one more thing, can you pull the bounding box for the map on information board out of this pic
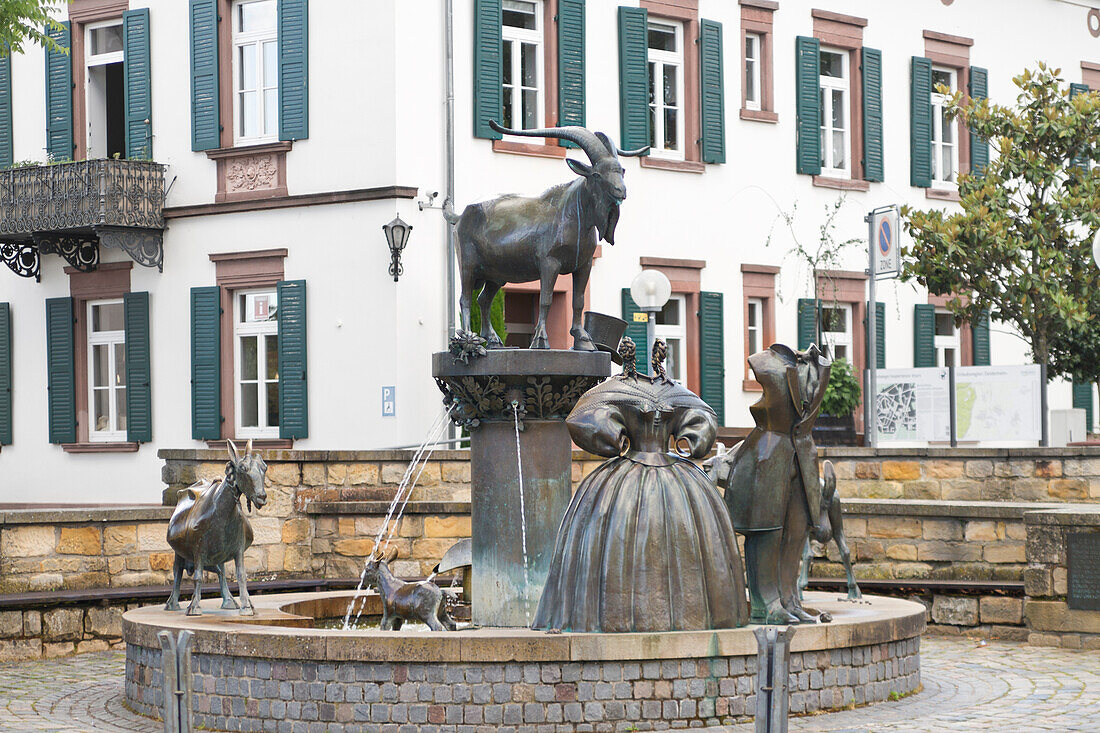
[874,368,950,442]
[954,365,1043,443]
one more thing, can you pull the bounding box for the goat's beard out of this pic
[245,496,253,513]
[598,202,620,245]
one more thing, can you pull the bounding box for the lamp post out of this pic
[382,214,413,282]
[630,269,672,356]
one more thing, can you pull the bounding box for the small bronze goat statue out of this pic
[166,440,268,616]
[363,547,457,631]
[799,460,862,601]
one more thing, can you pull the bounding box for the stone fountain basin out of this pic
[124,591,924,729]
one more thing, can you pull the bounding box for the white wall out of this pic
[1,0,1097,502]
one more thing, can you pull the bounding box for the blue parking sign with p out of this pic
[382,386,396,417]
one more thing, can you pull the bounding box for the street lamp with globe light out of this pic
[630,269,672,360]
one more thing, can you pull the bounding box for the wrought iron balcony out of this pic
[0,159,166,280]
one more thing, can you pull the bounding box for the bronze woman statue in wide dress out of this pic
[532,340,749,632]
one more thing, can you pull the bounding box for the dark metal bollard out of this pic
[159,629,194,733]
[753,626,796,733]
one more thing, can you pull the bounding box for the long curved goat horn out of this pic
[488,120,610,164]
[617,145,651,157]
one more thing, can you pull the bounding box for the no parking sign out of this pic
[872,207,900,279]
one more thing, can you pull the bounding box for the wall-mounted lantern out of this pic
[383,214,413,282]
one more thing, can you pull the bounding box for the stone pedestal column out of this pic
[433,349,610,627]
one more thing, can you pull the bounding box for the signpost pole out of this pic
[866,212,878,449]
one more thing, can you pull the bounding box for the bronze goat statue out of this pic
[798,461,862,601]
[363,547,457,631]
[165,440,268,616]
[446,122,647,350]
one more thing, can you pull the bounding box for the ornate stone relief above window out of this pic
[206,141,291,203]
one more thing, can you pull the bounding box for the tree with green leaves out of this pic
[0,0,67,56]
[902,63,1100,375]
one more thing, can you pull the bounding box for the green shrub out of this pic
[820,357,861,417]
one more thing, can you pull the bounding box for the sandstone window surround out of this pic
[739,0,778,122]
[637,0,706,174]
[67,0,129,162]
[920,30,974,202]
[638,256,705,396]
[209,248,292,449]
[925,293,978,367]
[1083,61,1100,89]
[815,269,871,428]
[63,262,142,453]
[491,0,569,160]
[740,264,778,392]
[811,9,870,192]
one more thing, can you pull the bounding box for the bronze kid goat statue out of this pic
[446,122,647,350]
[165,440,268,616]
[363,547,457,631]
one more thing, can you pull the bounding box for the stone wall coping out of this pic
[304,501,471,515]
[0,504,172,526]
[821,446,1100,458]
[124,590,925,663]
[158,448,473,462]
[1023,507,1100,526]
[843,499,1074,520]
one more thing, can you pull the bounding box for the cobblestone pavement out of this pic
[0,637,1098,732]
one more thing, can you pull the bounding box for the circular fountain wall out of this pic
[124,591,924,730]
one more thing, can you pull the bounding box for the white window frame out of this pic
[647,20,686,160]
[746,297,763,356]
[232,0,279,146]
[87,299,127,443]
[234,288,280,439]
[744,33,762,111]
[820,302,853,362]
[85,20,124,67]
[501,0,545,133]
[934,308,961,368]
[84,20,124,160]
[930,66,959,190]
[654,294,687,383]
[819,47,850,178]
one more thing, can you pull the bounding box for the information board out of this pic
[954,365,1043,443]
[873,368,951,442]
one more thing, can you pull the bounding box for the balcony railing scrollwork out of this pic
[0,159,166,281]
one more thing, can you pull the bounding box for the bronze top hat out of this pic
[583,312,626,365]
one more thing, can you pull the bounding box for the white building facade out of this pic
[0,0,1097,503]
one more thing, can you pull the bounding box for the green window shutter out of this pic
[45,297,75,444]
[44,21,72,162]
[0,303,10,445]
[1072,380,1094,432]
[123,8,152,160]
[968,66,989,174]
[797,298,819,350]
[0,51,12,169]
[795,36,821,176]
[277,279,308,439]
[557,0,585,145]
[699,291,725,424]
[620,288,649,376]
[861,47,883,182]
[910,56,933,188]
[473,0,502,140]
[913,303,936,367]
[865,301,885,369]
[617,6,649,153]
[190,286,221,440]
[278,0,309,141]
[1070,83,1090,170]
[189,0,220,152]
[970,311,990,366]
[699,19,725,165]
[124,291,152,443]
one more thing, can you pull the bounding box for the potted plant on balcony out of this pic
[814,357,861,446]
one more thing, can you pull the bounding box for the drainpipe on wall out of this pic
[444,0,457,442]
[444,0,457,342]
